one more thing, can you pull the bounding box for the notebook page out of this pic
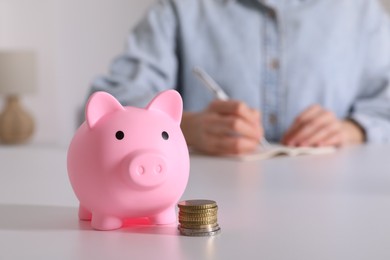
[227,144,336,161]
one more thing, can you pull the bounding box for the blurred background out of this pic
[0,0,389,147]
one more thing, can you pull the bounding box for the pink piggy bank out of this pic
[67,90,189,230]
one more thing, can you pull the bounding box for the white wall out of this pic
[54,0,156,147]
[0,0,155,147]
[0,0,58,145]
[0,0,389,147]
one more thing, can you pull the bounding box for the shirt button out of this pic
[270,59,280,70]
[269,113,277,125]
[267,9,277,19]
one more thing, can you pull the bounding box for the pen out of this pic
[192,66,270,147]
[192,67,229,101]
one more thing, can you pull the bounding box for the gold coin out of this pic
[179,216,217,222]
[179,223,219,229]
[179,212,217,218]
[178,200,217,209]
[178,215,217,222]
[179,219,218,225]
[179,207,218,214]
[179,219,217,225]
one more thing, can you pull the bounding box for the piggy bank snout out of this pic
[128,152,168,188]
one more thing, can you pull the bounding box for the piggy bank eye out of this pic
[162,131,169,140]
[115,131,124,140]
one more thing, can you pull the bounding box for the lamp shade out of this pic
[0,51,37,95]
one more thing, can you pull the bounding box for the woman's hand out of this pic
[181,100,263,155]
[282,105,365,147]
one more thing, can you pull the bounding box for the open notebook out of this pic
[226,144,337,161]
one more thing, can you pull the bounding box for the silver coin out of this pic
[178,224,220,233]
[179,226,221,237]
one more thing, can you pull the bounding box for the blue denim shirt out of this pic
[90,0,390,143]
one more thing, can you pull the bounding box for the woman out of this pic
[88,0,390,155]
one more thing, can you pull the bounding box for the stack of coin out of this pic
[177,199,221,236]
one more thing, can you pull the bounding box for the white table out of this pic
[0,145,389,260]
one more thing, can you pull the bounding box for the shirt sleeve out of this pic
[350,0,390,143]
[88,0,179,108]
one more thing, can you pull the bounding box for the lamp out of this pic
[0,51,37,144]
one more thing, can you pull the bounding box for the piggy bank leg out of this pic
[149,206,176,225]
[91,213,123,230]
[78,204,92,220]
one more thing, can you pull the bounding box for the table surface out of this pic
[0,144,389,260]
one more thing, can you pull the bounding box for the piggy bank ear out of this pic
[146,90,183,124]
[86,91,124,129]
